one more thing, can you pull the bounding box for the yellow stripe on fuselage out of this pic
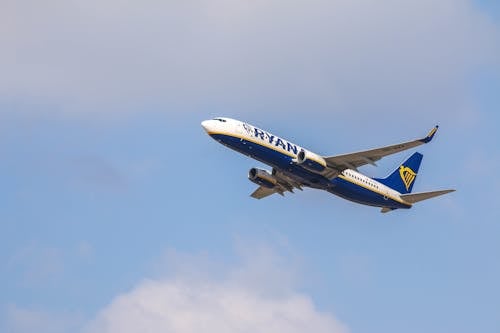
[207,130,299,158]
[208,130,411,207]
[207,130,327,167]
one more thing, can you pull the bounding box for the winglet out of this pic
[420,125,439,143]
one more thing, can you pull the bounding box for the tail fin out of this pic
[374,152,423,194]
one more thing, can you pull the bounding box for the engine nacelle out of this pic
[248,168,278,189]
[296,149,327,173]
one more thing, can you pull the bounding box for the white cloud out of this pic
[3,243,345,333]
[83,279,347,333]
[1,0,498,118]
[83,246,348,333]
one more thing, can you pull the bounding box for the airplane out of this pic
[201,117,454,213]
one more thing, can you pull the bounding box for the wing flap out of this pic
[400,189,455,204]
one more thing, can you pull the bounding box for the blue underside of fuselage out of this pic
[211,133,410,210]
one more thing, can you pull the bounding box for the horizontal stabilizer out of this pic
[400,189,455,204]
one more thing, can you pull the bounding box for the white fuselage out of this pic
[202,117,412,209]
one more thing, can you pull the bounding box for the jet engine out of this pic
[248,168,278,189]
[296,149,327,173]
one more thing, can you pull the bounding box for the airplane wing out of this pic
[250,169,304,199]
[324,126,439,171]
[251,186,282,199]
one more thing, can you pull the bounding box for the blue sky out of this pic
[1,1,499,332]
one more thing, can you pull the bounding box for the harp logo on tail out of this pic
[399,166,417,191]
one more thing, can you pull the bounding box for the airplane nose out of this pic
[201,120,211,132]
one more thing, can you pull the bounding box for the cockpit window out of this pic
[212,118,227,122]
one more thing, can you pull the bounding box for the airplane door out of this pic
[236,123,253,157]
[235,123,244,135]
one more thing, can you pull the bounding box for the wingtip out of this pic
[420,125,439,143]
